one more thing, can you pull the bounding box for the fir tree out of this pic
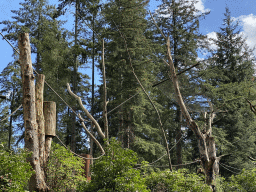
[0,0,89,151]
[152,0,210,167]
[100,0,168,163]
[200,7,256,178]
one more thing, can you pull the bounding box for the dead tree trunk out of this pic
[19,33,48,191]
[35,74,46,182]
[165,35,220,191]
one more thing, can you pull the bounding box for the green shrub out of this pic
[145,168,212,192]
[78,138,149,192]
[223,168,256,192]
[0,143,34,191]
[46,142,86,191]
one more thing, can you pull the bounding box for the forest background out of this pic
[1,0,256,187]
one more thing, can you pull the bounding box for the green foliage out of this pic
[223,168,256,192]
[78,138,149,192]
[0,143,34,191]
[145,168,212,192]
[200,7,256,178]
[46,142,86,191]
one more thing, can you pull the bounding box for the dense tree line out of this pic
[0,0,256,190]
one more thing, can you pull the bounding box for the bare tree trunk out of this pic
[70,0,79,153]
[35,74,46,181]
[19,33,47,191]
[175,108,182,169]
[8,90,14,150]
[102,39,109,143]
[43,101,56,161]
[165,35,217,190]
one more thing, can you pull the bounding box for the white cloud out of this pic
[234,14,256,54]
[192,0,210,14]
[206,31,218,50]
[155,0,210,18]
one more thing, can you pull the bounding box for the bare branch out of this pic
[248,156,256,161]
[78,114,105,154]
[149,10,166,39]
[67,83,105,139]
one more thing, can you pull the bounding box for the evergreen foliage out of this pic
[0,0,90,151]
[0,60,23,148]
[200,7,256,177]
[100,0,168,164]
[152,0,210,166]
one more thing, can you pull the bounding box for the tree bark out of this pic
[35,74,46,182]
[175,108,183,169]
[8,90,14,149]
[102,39,109,143]
[44,101,56,161]
[19,33,47,191]
[165,35,217,190]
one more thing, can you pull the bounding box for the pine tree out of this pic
[200,7,256,178]
[0,54,24,149]
[99,0,170,164]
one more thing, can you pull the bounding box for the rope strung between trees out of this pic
[0,104,22,122]
[55,135,104,160]
[1,31,89,123]
[219,162,240,175]
[135,130,186,166]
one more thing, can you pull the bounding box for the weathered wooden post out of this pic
[80,154,92,181]
[44,101,56,161]
[19,33,48,191]
[35,74,46,179]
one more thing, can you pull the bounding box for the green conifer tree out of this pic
[0,0,89,152]
[152,0,210,167]
[200,7,256,178]
[99,0,169,164]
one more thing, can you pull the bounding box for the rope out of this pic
[134,160,201,169]
[55,135,104,160]
[0,104,22,122]
[135,130,186,166]
[43,80,88,122]
[0,31,20,55]
[0,32,88,123]
[97,91,140,121]
[219,162,240,175]
[219,162,242,171]
[149,131,185,165]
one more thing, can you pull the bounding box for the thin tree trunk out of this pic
[71,0,79,153]
[19,33,47,191]
[90,13,95,160]
[8,91,14,150]
[102,40,109,143]
[175,108,182,169]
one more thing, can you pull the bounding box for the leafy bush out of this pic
[145,168,212,192]
[78,138,149,192]
[0,143,34,191]
[223,168,256,192]
[46,142,86,191]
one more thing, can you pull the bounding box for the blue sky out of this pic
[0,0,256,84]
